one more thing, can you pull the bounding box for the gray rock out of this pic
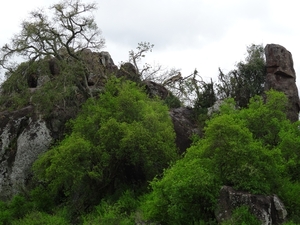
[0,107,52,199]
[264,44,300,122]
[11,118,52,195]
[143,80,169,100]
[216,186,287,225]
[169,107,200,154]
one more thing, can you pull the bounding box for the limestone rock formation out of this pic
[216,186,287,225]
[0,106,52,200]
[264,44,300,122]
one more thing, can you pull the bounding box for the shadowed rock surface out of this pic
[264,44,300,122]
[169,107,200,154]
[216,186,287,225]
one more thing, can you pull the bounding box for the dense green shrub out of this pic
[141,90,299,224]
[33,78,178,214]
[221,206,260,225]
[0,195,33,225]
[164,91,182,108]
[141,156,219,224]
[82,190,138,225]
[0,63,31,110]
[11,211,69,225]
[279,180,300,223]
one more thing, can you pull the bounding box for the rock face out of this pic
[117,62,141,83]
[142,80,169,100]
[216,186,287,225]
[0,106,52,200]
[169,107,200,154]
[264,44,300,122]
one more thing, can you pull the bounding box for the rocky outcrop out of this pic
[216,186,287,225]
[0,50,119,200]
[264,44,300,122]
[117,62,141,83]
[0,106,52,200]
[169,107,200,154]
[142,80,169,100]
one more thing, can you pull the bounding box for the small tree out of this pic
[0,0,105,97]
[128,42,154,77]
[217,44,266,107]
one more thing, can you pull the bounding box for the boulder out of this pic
[117,62,141,83]
[216,186,287,225]
[0,106,52,200]
[169,107,200,154]
[99,51,115,68]
[142,80,169,100]
[264,44,300,122]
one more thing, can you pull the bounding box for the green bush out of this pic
[221,206,260,225]
[0,195,33,224]
[164,92,181,108]
[141,90,297,224]
[11,211,69,225]
[83,190,138,225]
[200,112,282,194]
[33,78,178,213]
[140,156,219,224]
[279,181,300,223]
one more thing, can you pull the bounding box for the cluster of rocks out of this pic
[216,186,287,225]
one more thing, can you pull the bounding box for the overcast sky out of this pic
[1,0,300,89]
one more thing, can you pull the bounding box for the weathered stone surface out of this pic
[264,44,300,122]
[0,106,52,200]
[117,62,140,83]
[169,107,200,154]
[265,44,295,78]
[216,186,287,225]
[207,99,224,116]
[99,51,115,68]
[142,80,169,100]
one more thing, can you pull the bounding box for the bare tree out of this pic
[128,42,212,106]
[129,42,154,77]
[0,0,105,96]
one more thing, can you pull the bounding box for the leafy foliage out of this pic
[0,0,104,70]
[141,90,300,223]
[0,195,34,225]
[221,206,260,225]
[82,190,138,225]
[11,211,69,225]
[33,78,178,214]
[217,44,266,107]
[141,157,219,224]
[0,0,105,104]
[129,42,154,77]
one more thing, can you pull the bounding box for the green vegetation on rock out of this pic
[32,77,178,218]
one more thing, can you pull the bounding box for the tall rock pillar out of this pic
[264,44,300,122]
